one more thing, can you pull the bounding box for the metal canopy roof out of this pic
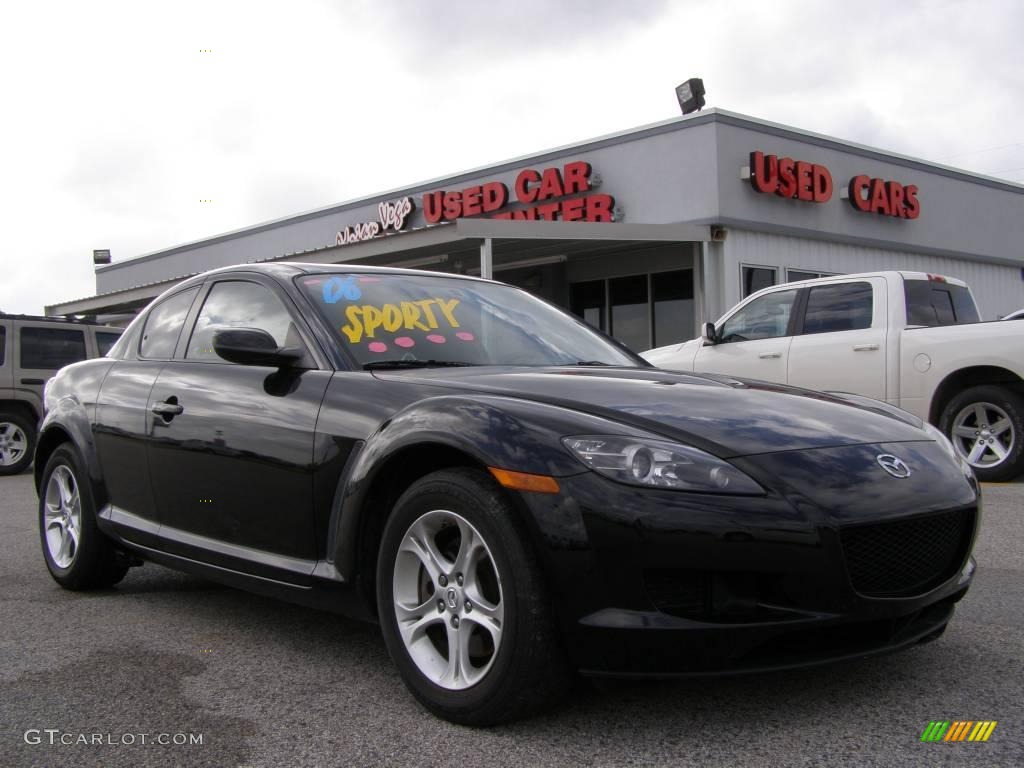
[48,220,709,317]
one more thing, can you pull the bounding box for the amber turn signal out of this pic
[488,467,561,494]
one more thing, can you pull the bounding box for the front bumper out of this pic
[516,441,980,676]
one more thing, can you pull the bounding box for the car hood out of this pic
[370,366,930,458]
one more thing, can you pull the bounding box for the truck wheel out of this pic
[0,411,35,476]
[941,385,1024,482]
[376,468,570,725]
[39,444,129,589]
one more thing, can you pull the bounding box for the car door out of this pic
[786,279,888,401]
[145,276,331,584]
[693,287,800,383]
[94,286,200,547]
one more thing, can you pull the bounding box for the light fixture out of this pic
[389,254,449,269]
[93,249,111,265]
[467,254,567,275]
[675,78,706,115]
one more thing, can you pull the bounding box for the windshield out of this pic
[297,272,640,368]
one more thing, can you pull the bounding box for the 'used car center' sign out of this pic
[336,161,617,246]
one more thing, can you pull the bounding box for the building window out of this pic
[571,269,695,352]
[569,280,606,331]
[741,265,777,298]
[786,268,837,283]
[652,269,695,347]
[609,275,649,353]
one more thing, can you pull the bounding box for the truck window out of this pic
[20,327,88,369]
[904,280,980,326]
[719,289,798,343]
[95,331,122,357]
[801,282,873,334]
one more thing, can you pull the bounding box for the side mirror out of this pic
[213,328,304,368]
[701,322,718,346]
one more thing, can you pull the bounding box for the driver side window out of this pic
[187,280,300,361]
[719,289,798,343]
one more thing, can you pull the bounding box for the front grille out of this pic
[644,569,710,619]
[840,507,975,597]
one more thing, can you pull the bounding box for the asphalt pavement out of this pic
[0,472,1021,768]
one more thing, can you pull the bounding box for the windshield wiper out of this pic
[573,360,612,366]
[363,359,477,370]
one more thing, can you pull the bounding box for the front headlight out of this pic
[923,422,957,459]
[561,435,764,494]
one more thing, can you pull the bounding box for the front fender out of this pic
[328,394,635,581]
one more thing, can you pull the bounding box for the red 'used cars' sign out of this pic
[847,175,920,219]
[749,151,833,203]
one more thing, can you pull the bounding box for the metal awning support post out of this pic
[480,237,493,279]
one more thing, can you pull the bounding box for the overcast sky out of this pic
[2,0,1022,314]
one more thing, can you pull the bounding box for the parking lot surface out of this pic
[0,472,1021,767]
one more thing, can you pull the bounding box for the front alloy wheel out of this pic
[377,468,568,725]
[941,385,1024,482]
[0,413,35,475]
[393,509,504,690]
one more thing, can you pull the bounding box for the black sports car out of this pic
[35,263,979,725]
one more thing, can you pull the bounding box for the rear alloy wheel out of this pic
[0,412,35,476]
[377,468,569,725]
[941,385,1024,482]
[39,445,129,589]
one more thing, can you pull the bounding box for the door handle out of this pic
[758,352,782,359]
[853,344,880,352]
[20,378,45,385]
[151,401,184,417]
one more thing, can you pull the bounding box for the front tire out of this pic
[39,444,129,589]
[376,468,569,725]
[941,385,1024,482]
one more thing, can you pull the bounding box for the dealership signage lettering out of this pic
[336,197,416,246]
[333,161,616,247]
[748,150,920,219]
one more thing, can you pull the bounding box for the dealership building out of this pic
[49,108,1024,352]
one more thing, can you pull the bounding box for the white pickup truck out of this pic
[642,271,1024,481]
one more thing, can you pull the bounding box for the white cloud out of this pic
[1,0,1021,314]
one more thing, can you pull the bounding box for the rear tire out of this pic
[0,411,35,476]
[376,467,569,725]
[940,385,1024,482]
[38,444,129,590]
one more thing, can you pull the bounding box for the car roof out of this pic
[191,261,496,285]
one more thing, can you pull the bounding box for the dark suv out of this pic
[0,314,122,475]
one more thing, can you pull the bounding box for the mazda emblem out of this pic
[876,454,911,478]
[446,588,458,610]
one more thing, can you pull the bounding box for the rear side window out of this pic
[905,280,980,326]
[20,327,88,369]
[140,288,199,359]
[0,325,5,366]
[801,282,874,334]
[95,331,122,357]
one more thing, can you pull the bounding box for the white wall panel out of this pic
[721,229,1024,320]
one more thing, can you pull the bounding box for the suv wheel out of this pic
[0,411,34,476]
[941,385,1024,482]
[39,444,129,589]
[376,468,569,725]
